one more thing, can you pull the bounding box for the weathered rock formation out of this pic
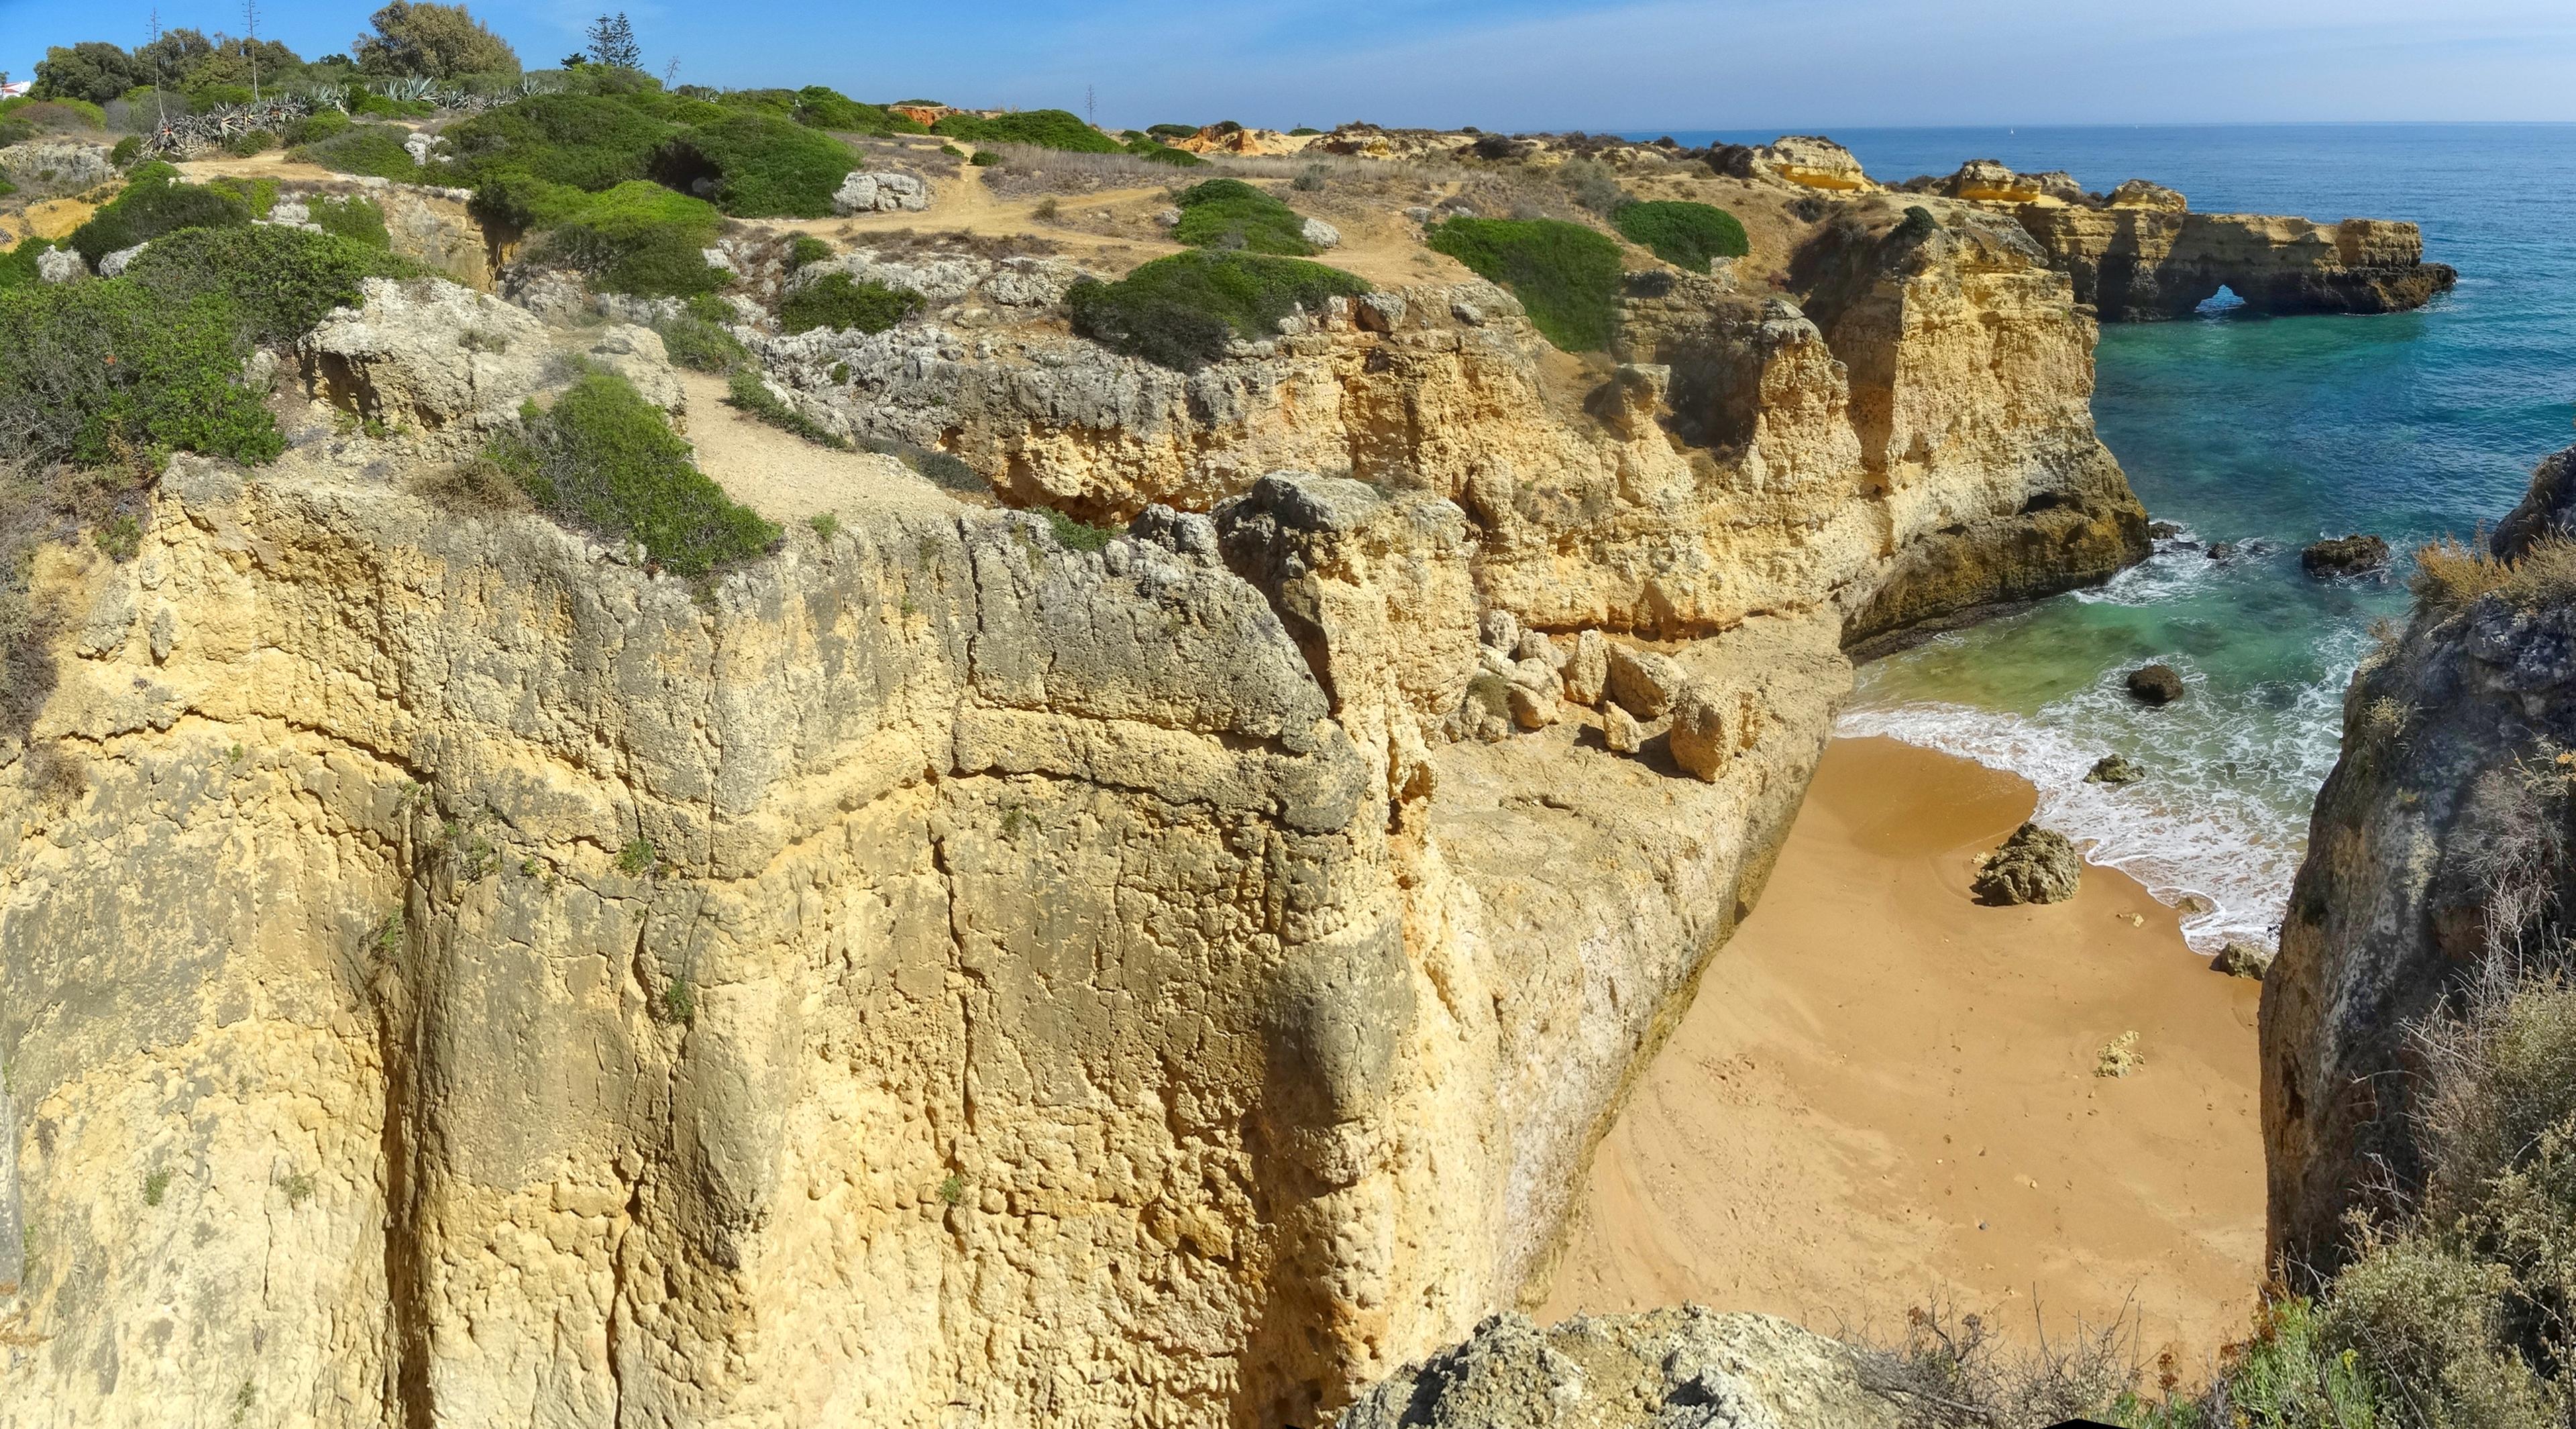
[1974,823,2082,906]
[2015,203,2456,320]
[2264,445,2576,1272]
[1337,1309,1902,1429]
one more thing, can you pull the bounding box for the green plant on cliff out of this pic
[1611,201,1749,274]
[494,369,778,579]
[66,166,253,265]
[1065,250,1368,370]
[724,369,851,449]
[779,272,923,335]
[506,180,730,299]
[124,226,417,347]
[931,108,1118,154]
[0,280,282,470]
[1427,215,1624,351]
[1168,178,1314,255]
[290,123,425,182]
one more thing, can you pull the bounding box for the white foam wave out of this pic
[1839,633,2365,955]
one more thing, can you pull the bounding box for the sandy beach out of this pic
[1542,735,2267,1371]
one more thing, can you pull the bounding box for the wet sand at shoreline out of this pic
[1542,735,2267,1370]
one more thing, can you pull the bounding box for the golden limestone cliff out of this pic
[0,192,2147,1426]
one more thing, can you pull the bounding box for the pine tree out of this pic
[584,13,641,71]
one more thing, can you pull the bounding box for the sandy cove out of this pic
[1543,735,2266,1371]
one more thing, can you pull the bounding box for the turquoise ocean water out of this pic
[1652,125,2576,951]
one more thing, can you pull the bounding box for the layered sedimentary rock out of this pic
[2016,204,2457,319]
[1,197,2144,1427]
[2264,446,2576,1271]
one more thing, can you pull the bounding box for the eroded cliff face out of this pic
[2264,447,2576,1272]
[2016,206,2456,321]
[1,200,2143,1428]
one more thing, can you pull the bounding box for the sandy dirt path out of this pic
[1542,735,2266,1374]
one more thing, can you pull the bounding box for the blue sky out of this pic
[5,0,2575,129]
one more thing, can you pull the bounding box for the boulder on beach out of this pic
[2127,664,2186,705]
[2301,533,2390,578]
[2216,940,2275,980]
[1974,823,2082,905]
[2086,753,2146,785]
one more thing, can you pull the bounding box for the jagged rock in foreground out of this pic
[1338,1309,1901,1429]
[2265,446,2576,1271]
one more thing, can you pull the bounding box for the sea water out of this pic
[1652,125,2576,951]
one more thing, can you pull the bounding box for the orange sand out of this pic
[1543,736,2266,1371]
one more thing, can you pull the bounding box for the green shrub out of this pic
[125,225,415,346]
[725,368,849,449]
[0,176,16,200]
[1066,250,1369,370]
[223,129,279,158]
[1894,205,1940,243]
[0,280,282,468]
[932,108,1119,154]
[442,93,670,189]
[1042,509,1116,552]
[789,85,924,135]
[1611,200,1748,273]
[787,234,831,270]
[0,238,55,291]
[1289,127,1322,137]
[1428,216,1625,350]
[68,173,254,265]
[292,123,422,181]
[109,136,142,167]
[500,369,777,578]
[656,315,747,373]
[525,180,727,297]
[1170,177,1316,255]
[1126,138,1203,168]
[780,272,923,335]
[307,195,393,250]
[205,176,280,219]
[2113,1300,2389,1428]
[969,151,999,167]
[287,109,352,146]
[659,109,855,217]
[2314,1229,2552,1428]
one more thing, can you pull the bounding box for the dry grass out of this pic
[413,456,531,513]
[834,227,1061,261]
[1849,1295,2139,1428]
[2411,532,2576,615]
[979,144,1197,198]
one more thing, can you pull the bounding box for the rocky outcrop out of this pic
[2264,443,2576,1273]
[2127,664,2186,704]
[1338,1309,1902,1429]
[2016,203,2457,319]
[833,171,933,214]
[2302,533,2390,577]
[1706,135,1878,193]
[1,176,2151,1426]
[1974,823,2082,905]
[1902,158,2084,205]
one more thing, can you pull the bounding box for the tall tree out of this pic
[353,1,521,79]
[30,42,144,104]
[584,13,642,71]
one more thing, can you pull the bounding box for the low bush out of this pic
[933,108,1120,154]
[788,234,831,269]
[0,279,282,469]
[67,172,254,265]
[0,238,54,290]
[657,109,854,217]
[724,368,849,448]
[108,135,142,166]
[780,272,923,335]
[787,85,924,136]
[125,225,415,346]
[205,175,280,219]
[441,93,669,190]
[292,123,423,181]
[496,368,777,578]
[1428,215,1625,350]
[287,109,352,146]
[523,180,727,298]
[224,129,279,158]
[1612,200,1749,273]
[1126,138,1203,168]
[1170,177,1314,255]
[307,195,393,250]
[2413,533,2576,615]
[969,150,999,167]
[1066,250,1369,370]
[656,315,747,373]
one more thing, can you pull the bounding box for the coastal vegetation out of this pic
[1611,199,1750,272]
[931,108,1119,154]
[780,272,925,335]
[1065,249,1369,369]
[1168,177,1320,255]
[1429,214,1625,350]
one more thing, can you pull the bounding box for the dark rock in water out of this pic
[2207,541,2237,561]
[2216,939,2275,980]
[1974,823,2082,905]
[2302,533,2391,578]
[2127,664,2186,705]
[2086,753,2146,785]
[2176,893,2216,915]
[2149,520,2184,541]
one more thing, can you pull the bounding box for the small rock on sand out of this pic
[2216,941,2275,980]
[1974,823,2081,905]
